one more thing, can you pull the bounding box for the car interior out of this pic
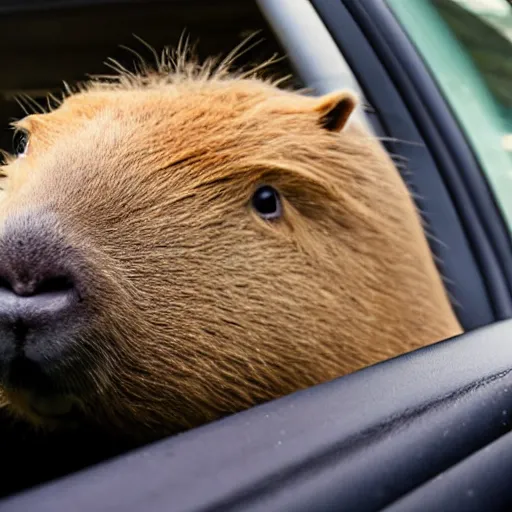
[1,0,512,510]
[0,1,298,153]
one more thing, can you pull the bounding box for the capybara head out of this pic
[0,51,462,442]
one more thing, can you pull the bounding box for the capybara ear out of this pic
[314,90,358,132]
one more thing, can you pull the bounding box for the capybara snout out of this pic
[0,212,88,387]
[0,54,462,442]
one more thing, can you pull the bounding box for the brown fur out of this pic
[0,51,462,442]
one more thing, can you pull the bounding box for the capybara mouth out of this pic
[1,345,95,396]
[0,355,84,426]
[5,388,83,428]
[28,393,76,419]
[3,356,56,393]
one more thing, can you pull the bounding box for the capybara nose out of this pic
[0,274,76,328]
[0,211,84,387]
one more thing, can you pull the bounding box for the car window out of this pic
[387,0,512,232]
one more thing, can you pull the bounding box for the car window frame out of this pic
[387,0,512,238]
[311,0,512,328]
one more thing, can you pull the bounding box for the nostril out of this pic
[0,274,76,298]
[34,276,74,295]
[0,272,79,331]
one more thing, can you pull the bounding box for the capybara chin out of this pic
[0,52,462,443]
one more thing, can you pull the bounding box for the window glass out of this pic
[387,0,512,231]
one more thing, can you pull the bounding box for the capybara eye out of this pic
[12,130,29,157]
[251,185,282,220]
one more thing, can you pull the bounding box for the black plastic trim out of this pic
[310,0,497,330]
[383,429,512,512]
[2,320,512,511]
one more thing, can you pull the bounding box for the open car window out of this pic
[387,0,512,233]
[3,2,512,510]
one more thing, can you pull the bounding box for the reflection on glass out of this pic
[388,0,512,230]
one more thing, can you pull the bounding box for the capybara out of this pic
[0,49,462,445]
